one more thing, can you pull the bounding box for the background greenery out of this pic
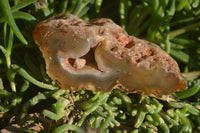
[0,0,200,132]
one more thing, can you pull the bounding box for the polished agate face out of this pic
[33,14,187,98]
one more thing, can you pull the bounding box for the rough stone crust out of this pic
[33,14,187,98]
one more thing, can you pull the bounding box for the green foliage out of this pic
[0,0,200,132]
[43,89,70,120]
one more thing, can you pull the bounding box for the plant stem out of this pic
[169,21,200,37]
[11,64,58,90]
[182,71,200,79]
[132,7,150,34]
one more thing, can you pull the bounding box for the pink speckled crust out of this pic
[33,14,187,98]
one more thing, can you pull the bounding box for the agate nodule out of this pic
[33,14,187,97]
